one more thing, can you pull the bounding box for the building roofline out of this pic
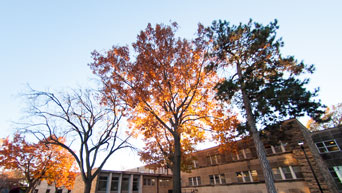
[311,125,342,134]
[99,169,172,177]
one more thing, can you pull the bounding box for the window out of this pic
[207,154,221,165]
[265,146,274,155]
[220,174,226,184]
[133,176,139,191]
[188,160,199,169]
[159,179,170,186]
[274,145,282,153]
[250,170,258,182]
[282,166,293,179]
[329,166,342,191]
[188,176,201,186]
[231,149,250,161]
[244,148,252,159]
[68,190,71,193]
[231,152,239,161]
[193,160,199,168]
[46,189,50,193]
[111,176,119,191]
[236,170,258,183]
[292,166,304,179]
[238,150,245,159]
[265,143,287,155]
[236,172,243,183]
[272,166,303,180]
[56,189,63,193]
[143,178,155,186]
[209,174,225,185]
[97,176,108,191]
[272,168,282,180]
[316,140,340,153]
[121,175,129,191]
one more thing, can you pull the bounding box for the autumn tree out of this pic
[0,134,74,193]
[24,89,132,193]
[90,23,233,193]
[207,19,328,193]
[44,138,77,192]
[307,102,342,131]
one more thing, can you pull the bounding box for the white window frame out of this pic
[241,149,247,159]
[209,174,225,185]
[207,154,213,165]
[315,139,340,154]
[208,154,220,165]
[280,142,287,152]
[273,166,300,180]
[289,166,297,179]
[271,145,276,154]
[189,176,201,186]
[196,176,201,185]
[329,166,342,191]
[267,142,287,154]
[237,170,257,183]
[235,152,240,160]
[193,160,198,168]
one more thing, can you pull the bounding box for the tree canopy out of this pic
[23,88,132,193]
[207,19,326,193]
[0,134,76,193]
[90,22,234,193]
[44,137,77,191]
[208,19,324,129]
[307,102,342,131]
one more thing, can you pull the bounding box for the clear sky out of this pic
[1,0,341,170]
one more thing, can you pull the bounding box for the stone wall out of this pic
[181,119,339,193]
[290,120,338,193]
[72,174,98,193]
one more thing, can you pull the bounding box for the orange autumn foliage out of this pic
[90,23,237,193]
[0,134,76,193]
[44,138,77,190]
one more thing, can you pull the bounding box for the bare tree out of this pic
[22,88,133,193]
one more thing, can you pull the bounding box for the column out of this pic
[279,167,285,180]
[128,174,133,193]
[118,173,122,193]
[106,173,112,193]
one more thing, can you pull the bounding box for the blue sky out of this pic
[1,0,341,169]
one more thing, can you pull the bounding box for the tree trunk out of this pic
[26,182,35,193]
[84,179,92,193]
[237,63,277,193]
[26,186,32,193]
[172,134,182,193]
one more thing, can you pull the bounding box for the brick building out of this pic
[181,119,342,193]
[67,119,341,193]
[311,126,342,192]
[71,170,172,193]
[33,180,70,193]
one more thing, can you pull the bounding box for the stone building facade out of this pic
[72,170,172,193]
[311,126,342,192]
[181,119,342,193]
[33,180,70,193]
[67,119,341,193]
